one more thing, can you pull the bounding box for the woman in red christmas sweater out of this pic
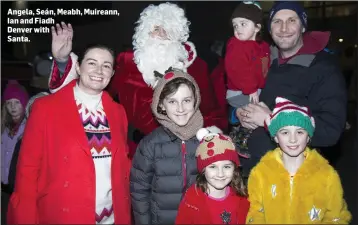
[225,1,270,108]
[175,128,249,224]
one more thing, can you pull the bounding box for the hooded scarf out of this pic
[151,69,203,140]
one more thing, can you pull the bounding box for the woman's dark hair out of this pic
[157,77,197,115]
[196,165,247,197]
[77,44,116,65]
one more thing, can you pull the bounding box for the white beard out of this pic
[134,38,188,88]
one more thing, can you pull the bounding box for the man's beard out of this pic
[134,38,188,88]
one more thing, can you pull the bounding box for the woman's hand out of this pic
[240,102,272,127]
[236,107,259,130]
[51,22,73,62]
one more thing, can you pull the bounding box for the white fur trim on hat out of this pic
[243,1,262,9]
[183,41,197,68]
[196,126,223,141]
[265,97,316,137]
[49,52,79,94]
[266,97,314,128]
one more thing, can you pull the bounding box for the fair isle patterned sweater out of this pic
[74,85,114,224]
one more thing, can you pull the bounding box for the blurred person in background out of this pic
[1,80,29,225]
[1,80,29,192]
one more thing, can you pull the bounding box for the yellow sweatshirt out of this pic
[246,147,351,224]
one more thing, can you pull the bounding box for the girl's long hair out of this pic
[196,165,247,197]
[1,104,25,136]
[1,104,10,134]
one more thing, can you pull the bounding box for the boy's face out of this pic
[274,126,310,157]
[232,17,260,41]
[160,84,195,127]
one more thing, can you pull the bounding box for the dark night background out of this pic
[1,1,357,223]
[2,1,356,60]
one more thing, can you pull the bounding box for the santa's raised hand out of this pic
[51,22,73,62]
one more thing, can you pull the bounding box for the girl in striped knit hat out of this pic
[246,97,351,224]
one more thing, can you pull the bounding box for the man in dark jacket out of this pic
[232,1,347,177]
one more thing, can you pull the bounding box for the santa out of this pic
[48,2,227,157]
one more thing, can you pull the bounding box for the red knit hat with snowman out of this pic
[196,126,240,172]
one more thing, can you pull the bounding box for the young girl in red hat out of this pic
[176,128,249,224]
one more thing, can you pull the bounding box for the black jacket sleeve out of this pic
[308,57,347,147]
[130,137,154,225]
[8,138,22,193]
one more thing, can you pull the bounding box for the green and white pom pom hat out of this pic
[265,97,315,137]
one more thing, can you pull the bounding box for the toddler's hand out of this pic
[249,91,259,104]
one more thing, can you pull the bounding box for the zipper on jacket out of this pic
[288,175,294,222]
[289,176,294,199]
[181,141,187,191]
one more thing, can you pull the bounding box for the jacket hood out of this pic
[299,31,331,55]
[271,31,331,66]
[150,69,203,141]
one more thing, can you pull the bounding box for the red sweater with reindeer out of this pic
[176,185,249,224]
[225,37,270,95]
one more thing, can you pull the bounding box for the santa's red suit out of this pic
[48,42,227,157]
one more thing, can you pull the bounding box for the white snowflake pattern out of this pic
[308,205,321,221]
[271,184,277,198]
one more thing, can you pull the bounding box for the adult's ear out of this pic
[75,61,81,75]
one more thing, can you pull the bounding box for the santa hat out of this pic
[231,1,263,25]
[265,97,315,137]
[196,126,240,172]
[3,80,29,109]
